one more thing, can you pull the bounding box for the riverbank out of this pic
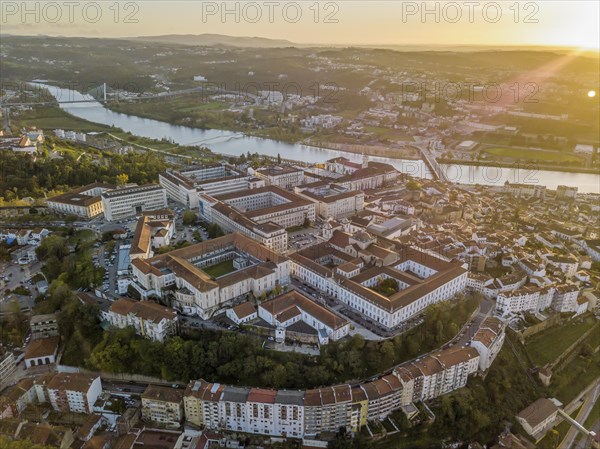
[105,102,422,162]
[30,83,600,193]
[438,158,600,175]
[302,138,421,161]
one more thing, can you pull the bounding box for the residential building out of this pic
[545,255,579,278]
[470,317,505,371]
[141,385,184,427]
[503,181,546,199]
[24,336,59,368]
[0,378,36,418]
[179,328,493,438]
[183,380,224,430]
[552,284,580,313]
[495,286,554,317]
[0,350,17,387]
[516,398,559,439]
[556,185,577,199]
[409,346,480,402]
[46,373,103,414]
[101,184,168,221]
[102,298,178,342]
[30,313,59,339]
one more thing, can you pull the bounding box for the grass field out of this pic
[525,317,597,366]
[13,106,112,132]
[203,259,236,278]
[483,147,585,163]
[550,350,600,404]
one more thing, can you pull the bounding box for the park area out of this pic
[203,259,236,278]
[525,316,598,366]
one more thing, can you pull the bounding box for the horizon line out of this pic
[2,32,599,53]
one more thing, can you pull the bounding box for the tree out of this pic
[277,153,282,164]
[116,173,129,186]
[36,235,68,261]
[406,180,421,190]
[182,210,197,225]
[0,436,57,449]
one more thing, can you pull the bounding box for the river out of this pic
[38,83,600,193]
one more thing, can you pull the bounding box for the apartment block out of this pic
[0,350,17,387]
[102,298,178,342]
[46,373,103,414]
[470,317,506,371]
[141,385,184,427]
[30,313,59,339]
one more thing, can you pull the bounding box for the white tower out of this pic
[362,153,369,169]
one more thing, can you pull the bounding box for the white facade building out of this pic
[102,298,178,342]
[46,373,102,414]
[495,286,554,317]
[101,184,167,221]
[470,317,505,371]
[254,166,305,190]
[159,164,264,209]
[291,231,468,329]
[130,233,290,319]
[46,183,115,218]
[258,290,350,344]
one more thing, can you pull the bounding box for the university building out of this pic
[129,211,176,260]
[290,230,468,329]
[199,186,316,253]
[253,165,305,190]
[159,164,265,209]
[46,183,115,218]
[101,184,168,221]
[294,183,364,219]
[130,232,290,319]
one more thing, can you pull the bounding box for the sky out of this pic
[1,1,599,50]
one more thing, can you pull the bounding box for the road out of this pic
[454,297,494,346]
[574,418,600,449]
[558,379,600,449]
[101,379,187,396]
